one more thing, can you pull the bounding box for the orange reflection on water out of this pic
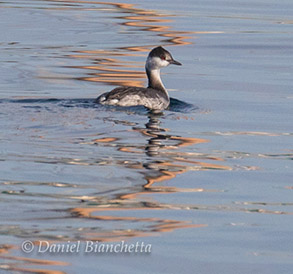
[71,207,206,241]
[92,137,118,143]
[48,0,196,88]
[0,246,68,274]
[65,114,231,244]
[88,114,232,199]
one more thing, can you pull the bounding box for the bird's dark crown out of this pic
[148,46,171,60]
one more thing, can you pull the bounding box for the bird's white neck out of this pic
[146,68,167,93]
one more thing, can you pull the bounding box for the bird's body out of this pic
[98,86,170,110]
[96,46,181,111]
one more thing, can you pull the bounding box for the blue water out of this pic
[0,0,292,273]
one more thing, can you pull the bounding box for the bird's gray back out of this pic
[102,86,169,110]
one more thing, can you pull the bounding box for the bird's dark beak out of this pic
[169,59,182,66]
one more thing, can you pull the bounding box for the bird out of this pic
[96,46,181,111]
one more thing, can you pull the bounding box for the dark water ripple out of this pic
[0,97,197,113]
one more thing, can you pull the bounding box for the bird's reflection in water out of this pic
[145,112,166,157]
[68,111,231,242]
[128,112,230,195]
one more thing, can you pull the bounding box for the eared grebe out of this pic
[96,46,181,110]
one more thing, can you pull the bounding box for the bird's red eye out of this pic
[160,55,166,60]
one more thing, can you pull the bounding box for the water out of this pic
[0,0,292,273]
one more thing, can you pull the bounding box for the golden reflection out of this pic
[65,112,230,243]
[122,113,231,195]
[0,244,68,274]
[40,0,196,87]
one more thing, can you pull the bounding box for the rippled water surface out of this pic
[0,0,293,273]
